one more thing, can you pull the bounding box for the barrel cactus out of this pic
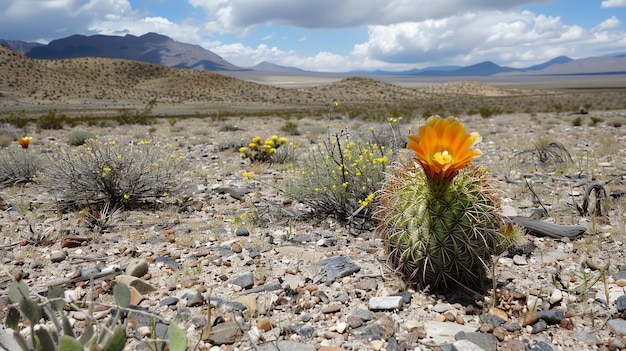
[376,115,518,292]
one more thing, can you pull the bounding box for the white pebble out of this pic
[137,326,151,337]
[550,289,563,304]
[336,321,348,334]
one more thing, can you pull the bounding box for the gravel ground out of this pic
[2,110,626,351]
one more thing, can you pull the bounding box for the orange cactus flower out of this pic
[18,137,32,149]
[407,115,482,183]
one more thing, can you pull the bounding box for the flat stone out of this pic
[274,246,322,262]
[351,308,375,321]
[531,340,557,351]
[369,296,403,310]
[421,321,477,346]
[536,309,565,324]
[159,297,179,307]
[531,319,548,334]
[455,331,497,351]
[125,258,149,278]
[321,303,342,314]
[155,256,181,270]
[289,323,314,340]
[50,250,68,263]
[258,341,315,351]
[573,330,600,345]
[231,272,254,289]
[612,271,626,281]
[315,256,361,284]
[243,282,282,295]
[115,275,156,294]
[451,339,488,351]
[607,318,626,336]
[513,255,528,265]
[209,322,242,345]
[184,291,204,307]
[392,291,413,304]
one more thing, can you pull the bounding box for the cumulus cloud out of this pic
[188,0,549,31]
[350,10,595,67]
[0,0,133,42]
[601,0,626,8]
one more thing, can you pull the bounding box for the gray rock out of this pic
[291,233,312,243]
[482,313,506,327]
[115,275,156,294]
[531,340,556,351]
[231,272,254,289]
[422,321,477,346]
[351,308,376,321]
[50,250,67,263]
[387,336,401,351]
[243,281,282,295]
[432,302,453,313]
[612,270,626,281]
[611,337,626,350]
[369,296,404,310]
[160,297,179,307]
[452,339,488,351]
[155,256,181,270]
[536,309,565,324]
[617,295,626,313]
[392,291,413,304]
[531,319,548,334]
[455,331,497,351]
[573,330,600,345]
[208,322,242,345]
[125,258,149,278]
[258,341,315,351]
[607,318,626,336]
[210,297,247,311]
[289,323,314,340]
[184,291,204,307]
[315,256,361,284]
[235,226,250,236]
[354,277,378,291]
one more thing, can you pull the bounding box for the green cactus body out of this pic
[377,162,515,292]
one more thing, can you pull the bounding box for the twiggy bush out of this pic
[36,111,66,130]
[44,139,186,209]
[0,146,44,188]
[284,129,396,225]
[66,129,95,146]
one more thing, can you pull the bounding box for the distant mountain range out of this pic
[2,32,626,76]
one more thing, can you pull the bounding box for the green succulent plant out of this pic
[376,116,518,292]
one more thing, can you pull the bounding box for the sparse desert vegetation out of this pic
[2,46,626,350]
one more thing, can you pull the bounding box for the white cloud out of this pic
[593,16,622,30]
[187,0,548,31]
[0,0,134,41]
[601,0,626,8]
[350,10,595,68]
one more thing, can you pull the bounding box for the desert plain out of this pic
[2,47,626,350]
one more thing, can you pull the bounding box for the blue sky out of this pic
[1,0,625,72]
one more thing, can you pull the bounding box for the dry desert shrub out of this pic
[43,139,187,209]
[0,146,44,188]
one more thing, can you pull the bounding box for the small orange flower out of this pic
[18,137,32,149]
[407,115,482,183]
